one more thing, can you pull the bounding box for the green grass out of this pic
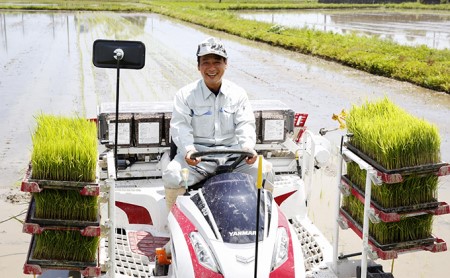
[346,97,441,170]
[34,189,99,221]
[347,162,438,208]
[343,97,440,245]
[346,97,441,208]
[33,230,99,262]
[0,0,147,11]
[146,2,450,92]
[342,194,433,245]
[31,114,98,182]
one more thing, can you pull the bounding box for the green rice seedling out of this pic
[346,97,441,170]
[342,195,433,245]
[33,230,99,262]
[31,114,97,182]
[34,190,98,222]
[347,162,438,208]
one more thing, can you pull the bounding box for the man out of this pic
[162,37,265,210]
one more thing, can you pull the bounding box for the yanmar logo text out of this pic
[229,231,256,237]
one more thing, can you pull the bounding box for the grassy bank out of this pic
[146,1,450,93]
[1,0,449,93]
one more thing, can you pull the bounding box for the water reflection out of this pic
[0,12,73,54]
[239,9,450,50]
[0,11,148,56]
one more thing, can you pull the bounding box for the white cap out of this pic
[196,37,228,59]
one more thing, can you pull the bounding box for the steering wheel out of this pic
[190,149,255,173]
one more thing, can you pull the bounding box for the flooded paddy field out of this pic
[239,9,450,50]
[0,11,449,277]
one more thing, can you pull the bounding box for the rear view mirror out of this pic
[93,39,145,69]
[92,39,146,175]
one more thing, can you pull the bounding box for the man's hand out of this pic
[244,148,257,165]
[185,150,200,166]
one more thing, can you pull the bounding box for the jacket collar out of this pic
[200,79,228,100]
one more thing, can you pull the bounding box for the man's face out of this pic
[198,54,227,92]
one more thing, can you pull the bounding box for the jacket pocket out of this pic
[191,106,214,137]
[220,105,237,135]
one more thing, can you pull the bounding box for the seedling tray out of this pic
[344,143,449,184]
[24,235,101,277]
[21,164,99,196]
[23,197,100,237]
[341,175,449,222]
[339,208,446,260]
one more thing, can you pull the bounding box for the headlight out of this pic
[271,227,289,270]
[189,232,221,273]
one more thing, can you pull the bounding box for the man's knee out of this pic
[162,160,182,188]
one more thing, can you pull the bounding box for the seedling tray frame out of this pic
[23,197,100,236]
[345,143,449,184]
[21,164,99,196]
[339,208,447,260]
[23,235,101,277]
[340,175,449,222]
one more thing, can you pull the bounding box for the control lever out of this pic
[181,168,189,196]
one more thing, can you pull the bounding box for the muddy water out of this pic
[239,9,450,50]
[0,11,449,278]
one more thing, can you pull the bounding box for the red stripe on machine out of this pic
[116,201,153,225]
[274,190,297,206]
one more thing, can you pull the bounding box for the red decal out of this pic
[116,201,153,225]
[274,190,297,206]
[270,209,295,277]
[294,113,308,127]
[172,205,223,278]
